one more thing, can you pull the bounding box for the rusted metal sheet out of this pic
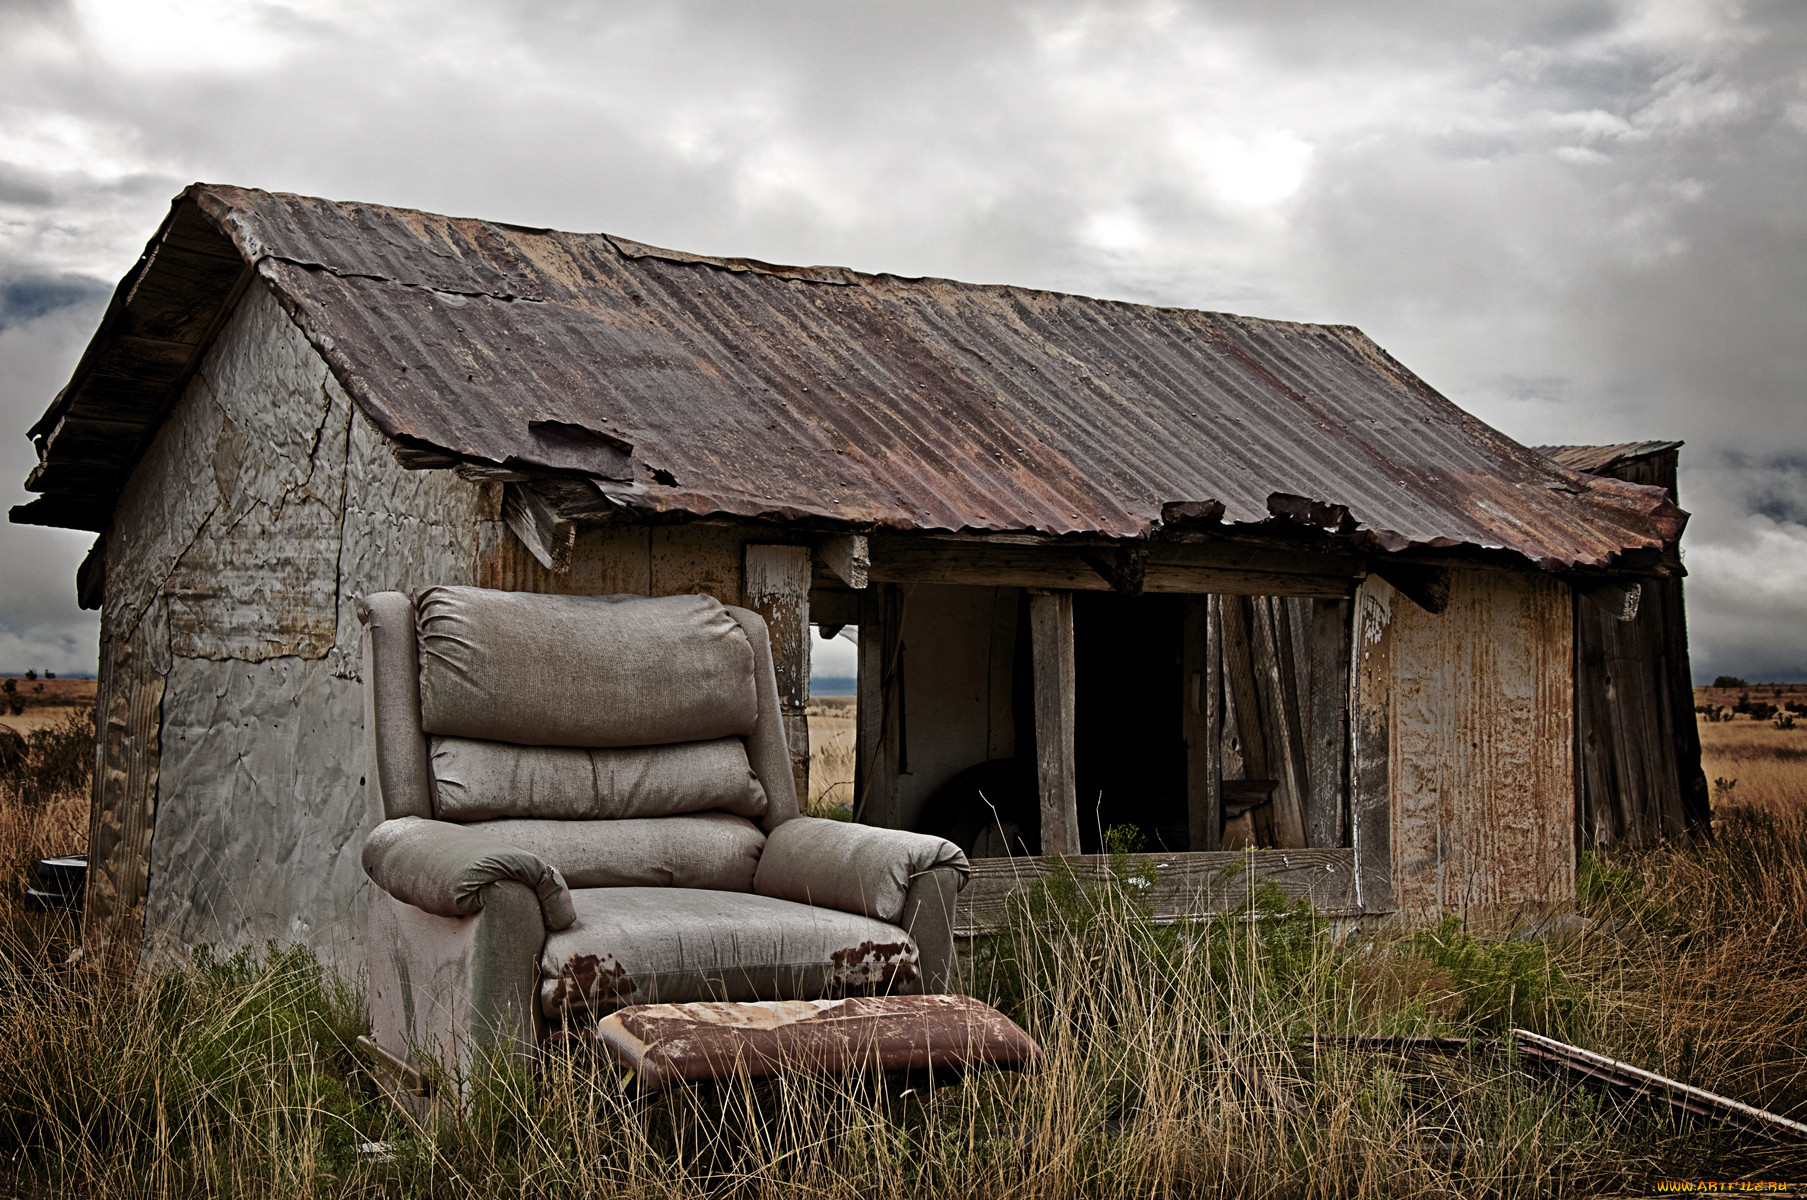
[1536,441,1682,480]
[594,994,1039,1091]
[20,186,1687,574]
[1382,568,1576,911]
[953,849,1358,934]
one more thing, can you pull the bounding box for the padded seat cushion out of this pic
[541,888,920,1017]
[415,588,759,747]
[432,736,766,821]
[465,813,765,891]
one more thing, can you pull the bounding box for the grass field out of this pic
[0,692,1803,1196]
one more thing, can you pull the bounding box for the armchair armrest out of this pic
[753,817,969,924]
[363,816,577,930]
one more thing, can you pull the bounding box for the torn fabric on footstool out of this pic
[593,994,1040,1091]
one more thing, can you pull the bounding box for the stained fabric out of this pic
[539,887,918,1017]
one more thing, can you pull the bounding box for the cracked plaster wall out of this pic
[101,280,498,975]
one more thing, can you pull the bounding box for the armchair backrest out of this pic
[360,587,799,834]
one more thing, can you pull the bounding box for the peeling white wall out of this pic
[106,281,499,975]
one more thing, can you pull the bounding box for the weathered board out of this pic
[954,849,1358,935]
[1374,567,1577,911]
[744,544,812,804]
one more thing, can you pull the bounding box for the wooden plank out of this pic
[1028,590,1079,855]
[1250,597,1309,848]
[1219,597,1269,783]
[854,584,902,827]
[1307,598,1351,848]
[1351,576,1394,912]
[865,536,1355,597]
[82,623,165,969]
[953,849,1359,934]
[1181,596,1220,851]
[501,482,575,571]
[744,545,814,806]
[819,534,869,589]
[1385,568,1575,911]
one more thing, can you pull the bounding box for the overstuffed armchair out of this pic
[359,586,969,1079]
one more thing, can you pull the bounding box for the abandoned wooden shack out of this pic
[12,185,1700,974]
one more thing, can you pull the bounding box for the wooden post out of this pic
[743,545,813,807]
[1307,598,1351,848]
[1350,576,1394,912]
[855,584,902,827]
[1029,589,1079,855]
[1249,597,1309,848]
[1182,596,1221,851]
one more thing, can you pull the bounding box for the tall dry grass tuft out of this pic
[1,710,1804,1195]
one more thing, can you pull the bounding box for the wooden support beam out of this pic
[1182,596,1221,851]
[1350,576,1394,912]
[744,545,813,807]
[1578,579,1642,622]
[1249,597,1310,849]
[1371,562,1451,614]
[1306,598,1352,848]
[501,481,575,572]
[1028,590,1080,855]
[819,534,870,589]
[865,535,1357,597]
[854,584,902,827]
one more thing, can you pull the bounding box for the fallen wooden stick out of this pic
[1511,1028,1807,1142]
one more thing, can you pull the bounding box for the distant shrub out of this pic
[0,708,94,807]
[1714,675,1749,688]
[1776,712,1797,731]
[1748,702,1777,721]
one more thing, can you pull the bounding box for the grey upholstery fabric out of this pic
[724,606,799,832]
[360,593,433,820]
[754,818,970,924]
[431,735,766,821]
[415,587,758,747]
[367,883,545,1077]
[364,816,577,930]
[464,813,765,891]
[899,867,963,994]
[540,888,919,1016]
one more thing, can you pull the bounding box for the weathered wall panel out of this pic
[118,280,494,974]
[82,621,165,967]
[1385,567,1575,911]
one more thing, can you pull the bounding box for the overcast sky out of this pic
[3,0,1804,681]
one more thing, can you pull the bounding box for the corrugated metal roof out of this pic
[1534,441,1682,476]
[17,185,1687,570]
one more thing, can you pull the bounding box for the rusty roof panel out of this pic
[18,185,1688,569]
[1534,441,1682,476]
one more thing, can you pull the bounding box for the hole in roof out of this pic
[647,466,678,487]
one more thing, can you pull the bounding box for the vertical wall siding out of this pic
[81,623,165,966]
[1385,568,1576,911]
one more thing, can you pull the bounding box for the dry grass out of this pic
[805,697,857,817]
[1,710,1804,1196]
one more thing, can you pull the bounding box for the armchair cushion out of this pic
[463,813,765,891]
[541,887,919,1016]
[753,818,970,924]
[414,587,758,747]
[363,816,577,930]
[431,735,766,821]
